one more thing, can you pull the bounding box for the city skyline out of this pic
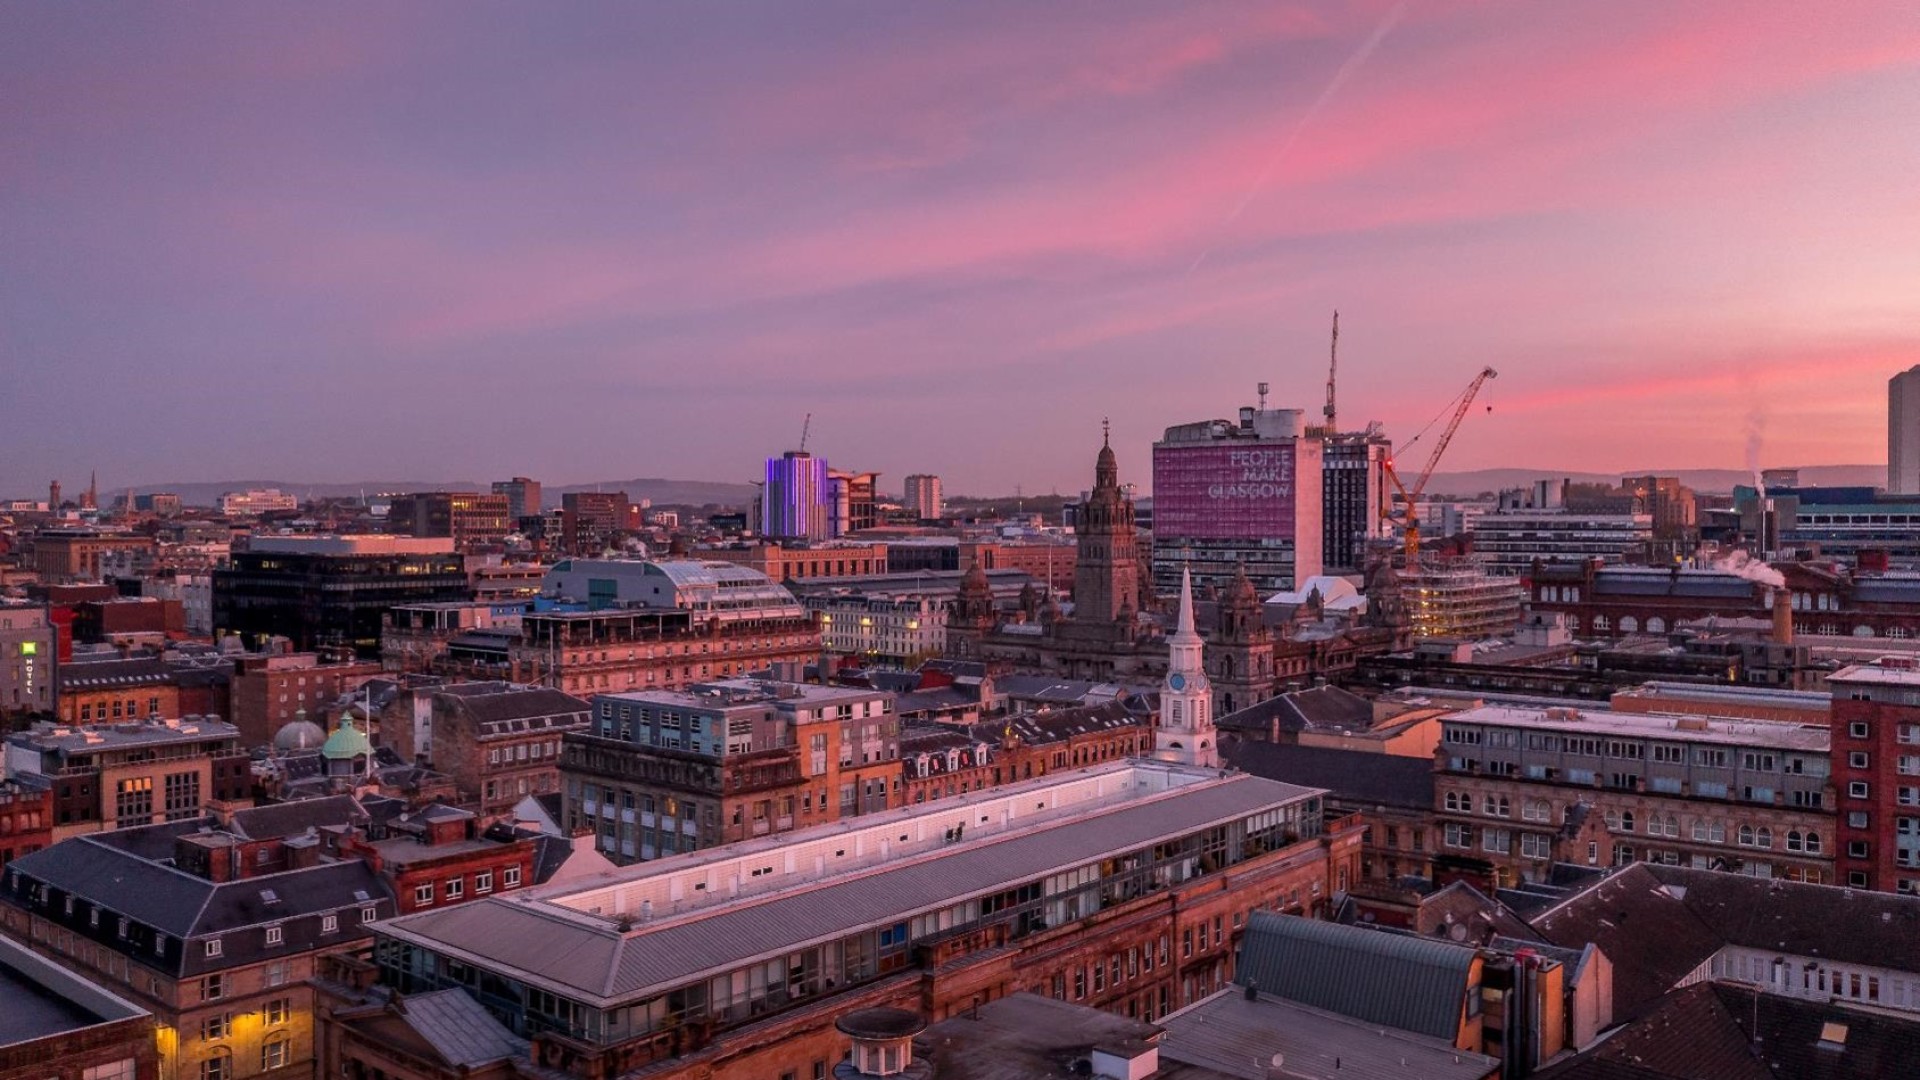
[5,2,1919,495]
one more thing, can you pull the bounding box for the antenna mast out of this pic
[1324,310,1339,434]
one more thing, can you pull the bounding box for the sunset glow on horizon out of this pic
[5,2,1919,495]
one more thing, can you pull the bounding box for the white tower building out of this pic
[1155,566,1218,768]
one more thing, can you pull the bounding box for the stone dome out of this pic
[274,719,328,752]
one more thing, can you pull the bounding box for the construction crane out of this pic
[798,413,812,454]
[1382,366,1499,559]
[1324,310,1339,434]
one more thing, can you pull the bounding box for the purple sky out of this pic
[5,2,1919,498]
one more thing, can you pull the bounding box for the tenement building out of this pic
[1433,702,1834,887]
[2,829,396,1080]
[347,759,1359,1080]
[5,716,252,840]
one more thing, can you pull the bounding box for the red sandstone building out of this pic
[0,780,51,866]
[1829,656,1920,894]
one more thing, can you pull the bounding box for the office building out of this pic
[217,489,299,516]
[491,477,543,524]
[762,452,833,540]
[213,536,470,659]
[828,469,880,535]
[1892,365,1920,494]
[350,758,1355,1080]
[1470,501,1654,576]
[1151,403,1324,596]
[701,540,888,583]
[1433,701,1833,887]
[1321,430,1391,573]
[558,492,631,555]
[540,559,805,621]
[902,474,942,521]
[387,492,513,552]
[566,680,898,862]
[30,529,157,584]
[1400,555,1525,640]
[4,716,252,839]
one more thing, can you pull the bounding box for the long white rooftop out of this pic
[378,761,1325,1006]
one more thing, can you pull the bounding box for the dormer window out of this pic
[205,938,223,958]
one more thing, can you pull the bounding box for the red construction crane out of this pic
[1382,366,1499,559]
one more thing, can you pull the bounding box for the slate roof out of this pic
[3,837,394,978]
[393,989,528,1068]
[1217,684,1376,736]
[1641,863,1920,973]
[1231,912,1476,1042]
[1537,983,1920,1080]
[382,773,1324,1006]
[55,656,175,690]
[1529,864,1726,1019]
[1223,739,1433,811]
[226,795,368,840]
[438,684,592,731]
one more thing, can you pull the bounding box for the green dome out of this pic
[321,717,373,761]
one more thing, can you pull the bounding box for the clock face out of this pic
[1168,673,1186,691]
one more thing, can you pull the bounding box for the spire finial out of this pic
[1102,417,1110,448]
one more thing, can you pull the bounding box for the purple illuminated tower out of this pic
[762,452,833,540]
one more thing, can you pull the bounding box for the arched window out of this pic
[1757,827,1772,848]
[1594,615,1611,632]
[1855,625,1877,638]
[1786,830,1803,852]
[200,1050,232,1080]
[1646,617,1666,633]
[1619,616,1639,633]
[1739,824,1755,847]
[1805,831,1822,854]
[1621,810,1635,833]
[261,1038,290,1072]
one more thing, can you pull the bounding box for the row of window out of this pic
[411,865,521,907]
[75,697,163,721]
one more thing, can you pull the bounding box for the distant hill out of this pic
[1423,465,1887,497]
[94,478,759,511]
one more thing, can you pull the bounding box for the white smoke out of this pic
[1713,549,1785,589]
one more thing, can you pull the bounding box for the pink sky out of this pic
[3,2,1918,496]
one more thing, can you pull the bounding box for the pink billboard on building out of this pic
[1151,442,1297,541]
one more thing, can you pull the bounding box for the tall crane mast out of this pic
[798,412,812,454]
[1382,366,1498,559]
[1324,310,1339,435]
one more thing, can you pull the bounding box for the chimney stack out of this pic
[1772,587,1794,646]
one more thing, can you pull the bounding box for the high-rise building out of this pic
[0,602,57,721]
[829,469,881,534]
[559,491,629,554]
[903,474,943,521]
[388,491,513,552]
[1321,431,1391,573]
[491,477,542,523]
[1151,404,1324,596]
[212,536,470,658]
[1892,366,1920,494]
[762,452,833,540]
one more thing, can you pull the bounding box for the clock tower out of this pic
[1156,565,1218,768]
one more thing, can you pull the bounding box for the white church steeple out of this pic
[1156,565,1217,768]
